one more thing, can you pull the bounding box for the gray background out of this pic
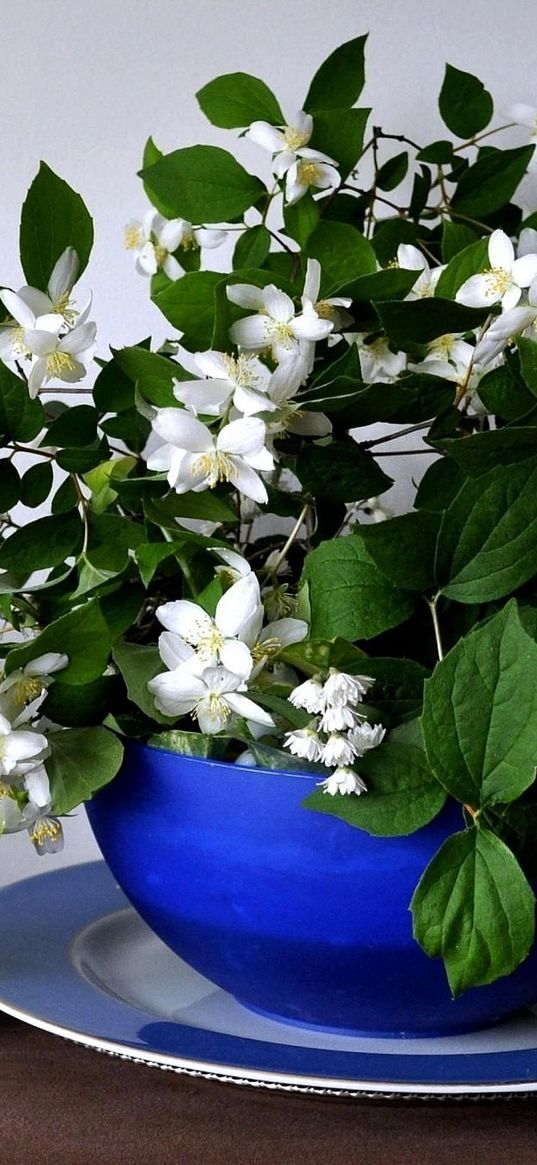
[1,0,536,886]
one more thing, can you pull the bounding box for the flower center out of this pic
[16,677,43,705]
[195,624,225,660]
[196,693,231,726]
[265,318,294,348]
[6,325,30,357]
[430,334,455,357]
[315,300,337,320]
[192,450,237,488]
[283,126,310,150]
[124,225,144,250]
[179,227,199,252]
[52,292,77,324]
[223,353,258,388]
[485,267,513,296]
[297,160,323,187]
[30,817,62,848]
[46,350,76,378]
[251,636,281,662]
[153,244,169,266]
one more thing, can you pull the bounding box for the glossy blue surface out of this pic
[87,742,537,1036]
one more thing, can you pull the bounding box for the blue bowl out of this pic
[86,740,537,1037]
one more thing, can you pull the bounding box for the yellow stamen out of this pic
[179,227,199,252]
[52,292,77,325]
[30,818,62,848]
[297,160,323,187]
[195,624,225,660]
[251,636,281,662]
[192,450,237,488]
[223,353,258,387]
[124,225,144,250]
[283,125,310,150]
[46,350,76,378]
[484,267,513,296]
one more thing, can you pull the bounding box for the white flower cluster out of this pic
[284,669,385,796]
[0,248,97,398]
[124,209,227,282]
[148,549,307,734]
[0,652,68,854]
[246,110,340,205]
[143,258,341,505]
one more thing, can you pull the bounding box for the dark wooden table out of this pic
[4,1014,537,1164]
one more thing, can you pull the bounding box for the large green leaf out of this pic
[113,639,176,725]
[232,225,271,270]
[0,512,82,574]
[434,238,489,300]
[0,461,21,511]
[6,598,113,684]
[0,363,44,443]
[518,336,537,398]
[439,428,537,476]
[452,146,534,218]
[303,35,368,111]
[411,827,535,996]
[196,72,283,127]
[375,298,491,349]
[296,441,392,503]
[20,162,94,290]
[308,107,370,177]
[47,727,124,814]
[358,511,441,591]
[306,221,377,296]
[140,146,265,222]
[305,742,446,836]
[438,65,493,139]
[360,658,430,725]
[436,456,537,602]
[302,533,415,641]
[421,602,537,807]
[152,271,223,350]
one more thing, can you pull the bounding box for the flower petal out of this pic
[263,285,294,323]
[229,315,270,349]
[152,409,213,452]
[48,247,80,300]
[157,599,212,641]
[219,638,254,679]
[512,253,537,288]
[215,574,262,638]
[488,229,514,271]
[247,121,285,152]
[226,284,265,310]
[225,692,275,727]
[218,416,266,456]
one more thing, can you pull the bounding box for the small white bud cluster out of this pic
[284,669,385,796]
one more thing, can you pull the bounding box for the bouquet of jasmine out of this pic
[2,34,537,997]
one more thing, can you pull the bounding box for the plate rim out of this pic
[2,861,537,1101]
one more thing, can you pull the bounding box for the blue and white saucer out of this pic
[2,861,537,1099]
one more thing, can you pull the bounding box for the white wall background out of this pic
[2,0,537,888]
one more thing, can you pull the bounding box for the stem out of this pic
[268,503,309,579]
[454,313,494,406]
[374,448,434,456]
[71,475,90,555]
[452,122,517,153]
[363,421,430,449]
[12,443,55,459]
[427,594,444,662]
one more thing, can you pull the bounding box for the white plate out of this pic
[2,861,537,1099]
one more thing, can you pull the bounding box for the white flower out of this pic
[148,665,275,733]
[302,259,353,332]
[472,304,537,367]
[0,652,68,724]
[283,155,341,205]
[264,355,332,440]
[155,574,263,679]
[357,336,407,384]
[173,351,275,417]
[3,249,82,337]
[319,733,358,767]
[228,283,333,363]
[211,547,252,586]
[456,229,537,311]
[319,767,368,796]
[124,210,226,280]
[322,671,374,708]
[397,245,445,299]
[25,313,97,398]
[247,111,339,205]
[409,333,475,382]
[0,289,63,365]
[0,713,47,778]
[249,616,308,677]
[284,726,322,762]
[319,703,361,733]
[348,722,386,755]
[288,676,324,714]
[25,809,64,855]
[145,411,274,504]
[22,762,51,809]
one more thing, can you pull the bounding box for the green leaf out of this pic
[147,729,226,758]
[280,637,366,677]
[441,221,479,262]
[358,511,441,591]
[46,405,98,448]
[93,357,135,414]
[334,267,419,302]
[152,271,223,350]
[43,676,121,727]
[6,597,113,684]
[414,457,466,511]
[452,146,534,218]
[113,639,177,725]
[375,298,491,349]
[306,221,377,296]
[296,441,392,503]
[475,363,536,422]
[233,225,271,270]
[247,740,323,772]
[304,742,446,836]
[518,336,537,398]
[134,541,188,587]
[439,65,493,139]
[376,151,408,191]
[436,457,537,602]
[140,146,265,222]
[196,72,283,127]
[0,460,20,511]
[304,35,368,111]
[283,194,320,249]
[439,428,537,475]
[308,107,370,177]
[372,217,419,265]
[410,827,535,996]
[434,238,489,300]
[361,658,430,725]
[0,364,45,443]
[19,461,53,508]
[302,533,415,641]
[421,602,537,807]
[114,345,188,407]
[47,727,124,815]
[20,162,94,290]
[0,512,82,574]
[417,140,454,165]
